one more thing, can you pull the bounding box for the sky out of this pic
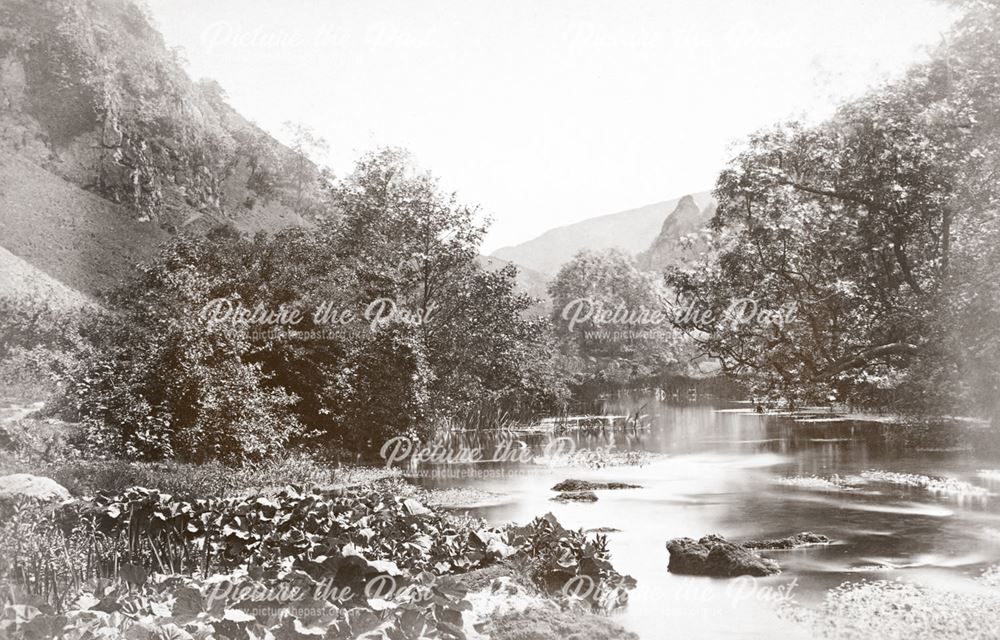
[145,0,956,253]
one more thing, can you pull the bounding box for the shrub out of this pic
[0,296,89,401]
[57,238,303,463]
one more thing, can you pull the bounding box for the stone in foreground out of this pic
[0,473,71,501]
[666,534,780,577]
[550,491,598,502]
[551,479,642,491]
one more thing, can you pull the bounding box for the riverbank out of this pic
[0,467,640,640]
[4,396,1000,639]
[0,400,640,640]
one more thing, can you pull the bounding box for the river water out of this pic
[410,394,1000,639]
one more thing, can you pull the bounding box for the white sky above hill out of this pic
[146,0,955,252]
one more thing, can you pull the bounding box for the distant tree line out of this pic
[546,249,705,390]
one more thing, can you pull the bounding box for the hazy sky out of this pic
[145,0,955,253]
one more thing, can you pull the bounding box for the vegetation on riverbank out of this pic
[784,567,1000,640]
[665,0,1000,421]
[0,469,637,640]
[0,148,571,465]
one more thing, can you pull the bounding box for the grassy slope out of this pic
[0,245,92,307]
[0,150,169,296]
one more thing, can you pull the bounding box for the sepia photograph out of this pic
[0,0,998,638]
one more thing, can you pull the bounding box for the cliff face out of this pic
[0,0,329,298]
[0,0,325,232]
[636,195,715,272]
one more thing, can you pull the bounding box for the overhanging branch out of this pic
[816,342,920,379]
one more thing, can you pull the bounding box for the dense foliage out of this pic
[52,149,565,462]
[666,0,1000,417]
[0,485,635,639]
[331,149,566,423]
[0,296,90,400]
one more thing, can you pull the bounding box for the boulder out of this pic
[666,535,780,577]
[0,473,70,501]
[703,540,780,577]
[743,532,830,550]
[550,491,598,503]
[551,479,642,492]
[665,537,711,574]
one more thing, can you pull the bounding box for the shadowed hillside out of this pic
[0,0,329,297]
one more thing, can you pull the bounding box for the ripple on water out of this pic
[837,500,956,518]
[779,492,956,517]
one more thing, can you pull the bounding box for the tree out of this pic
[329,148,565,423]
[62,234,302,463]
[549,249,692,385]
[666,0,1000,414]
[283,121,330,219]
[327,318,432,451]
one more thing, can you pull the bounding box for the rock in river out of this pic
[551,491,598,502]
[743,531,830,549]
[666,534,780,577]
[551,479,642,491]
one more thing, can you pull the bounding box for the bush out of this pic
[56,238,302,463]
[506,513,636,612]
[0,296,89,401]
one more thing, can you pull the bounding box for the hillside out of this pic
[491,192,713,275]
[0,150,169,296]
[0,0,325,237]
[0,0,335,299]
[0,246,92,308]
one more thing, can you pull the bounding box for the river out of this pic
[409,394,1000,639]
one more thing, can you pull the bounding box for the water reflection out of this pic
[409,395,1000,639]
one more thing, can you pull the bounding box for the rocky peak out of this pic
[637,194,715,271]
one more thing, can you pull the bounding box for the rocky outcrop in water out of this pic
[551,479,642,491]
[743,532,830,549]
[666,534,780,577]
[551,491,598,503]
